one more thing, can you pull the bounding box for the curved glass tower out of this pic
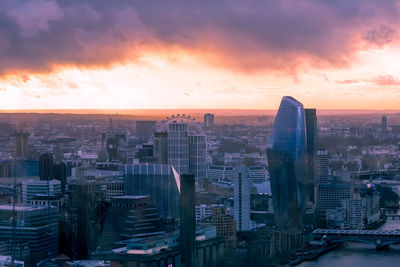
[267,96,307,229]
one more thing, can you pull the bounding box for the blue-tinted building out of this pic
[267,96,307,229]
[123,164,180,218]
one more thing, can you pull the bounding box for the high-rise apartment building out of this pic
[234,167,251,231]
[267,96,307,230]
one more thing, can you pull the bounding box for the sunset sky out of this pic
[1,0,400,110]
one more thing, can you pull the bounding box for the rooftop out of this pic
[0,204,48,212]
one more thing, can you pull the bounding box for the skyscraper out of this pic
[15,131,28,158]
[234,167,251,231]
[53,162,67,194]
[123,164,180,218]
[157,114,207,181]
[316,149,329,185]
[189,134,206,181]
[305,108,317,202]
[267,96,307,230]
[381,115,387,133]
[204,113,215,129]
[168,122,190,175]
[65,180,107,259]
[39,153,53,180]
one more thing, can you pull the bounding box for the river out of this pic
[298,243,400,267]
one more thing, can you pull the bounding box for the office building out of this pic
[65,180,107,259]
[196,204,233,223]
[39,153,53,180]
[316,149,329,185]
[22,179,61,203]
[234,167,251,231]
[0,204,58,265]
[305,108,317,201]
[348,184,380,229]
[179,174,195,267]
[189,134,207,181]
[211,206,236,252]
[99,196,164,249]
[168,121,190,175]
[106,135,118,161]
[267,96,307,230]
[111,226,223,267]
[204,113,215,129]
[248,166,266,183]
[315,183,352,227]
[53,162,67,194]
[123,164,180,218]
[97,178,124,202]
[157,115,207,181]
[136,121,156,142]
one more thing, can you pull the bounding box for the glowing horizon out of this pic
[1,1,400,110]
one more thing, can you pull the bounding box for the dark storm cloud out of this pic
[0,0,399,75]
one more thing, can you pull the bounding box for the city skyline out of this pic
[1,1,400,109]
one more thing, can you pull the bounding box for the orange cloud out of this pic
[0,0,399,78]
[370,75,400,86]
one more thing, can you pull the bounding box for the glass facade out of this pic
[267,96,307,229]
[124,164,180,218]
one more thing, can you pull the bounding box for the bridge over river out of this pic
[313,229,400,249]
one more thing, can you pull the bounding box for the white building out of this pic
[234,167,251,231]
